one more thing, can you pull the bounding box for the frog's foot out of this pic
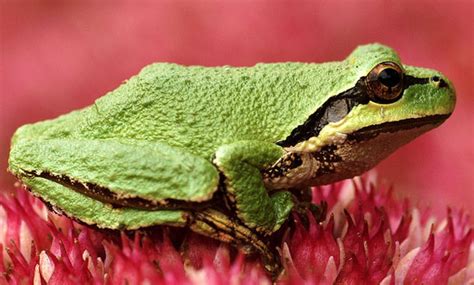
[190,209,282,277]
[287,186,313,203]
[292,200,327,229]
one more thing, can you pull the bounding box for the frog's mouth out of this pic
[304,113,450,186]
[346,114,450,142]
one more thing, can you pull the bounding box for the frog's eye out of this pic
[366,62,404,103]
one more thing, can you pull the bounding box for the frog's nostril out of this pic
[431,76,448,88]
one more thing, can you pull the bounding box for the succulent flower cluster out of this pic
[1,176,472,284]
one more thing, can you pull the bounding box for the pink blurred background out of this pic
[1,1,473,216]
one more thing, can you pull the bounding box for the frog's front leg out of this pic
[213,141,296,235]
[262,151,320,190]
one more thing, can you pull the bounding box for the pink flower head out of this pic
[1,175,472,284]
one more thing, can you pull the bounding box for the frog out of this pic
[8,43,456,275]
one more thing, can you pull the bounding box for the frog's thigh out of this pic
[213,141,294,234]
[10,138,219,205]
[20,176,189,230]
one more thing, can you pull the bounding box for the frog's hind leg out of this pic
[9,138,220,209]
[190,209,281,276]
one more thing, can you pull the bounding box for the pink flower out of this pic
[1,175,472,284]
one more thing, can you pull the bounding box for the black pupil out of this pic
[378,68,401,87]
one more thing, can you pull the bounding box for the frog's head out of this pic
[280,44,456,185]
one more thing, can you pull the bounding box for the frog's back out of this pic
[51,61,349,158]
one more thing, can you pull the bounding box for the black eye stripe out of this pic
[404,75,430,86]
[277,65,434,147]
[277,77,369,147]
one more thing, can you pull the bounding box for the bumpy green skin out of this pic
[10,139,218,202]
[214,141,293,232]
[10,45,403,156]
[8,44,456,234]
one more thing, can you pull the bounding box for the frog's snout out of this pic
[429,72,456,115]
